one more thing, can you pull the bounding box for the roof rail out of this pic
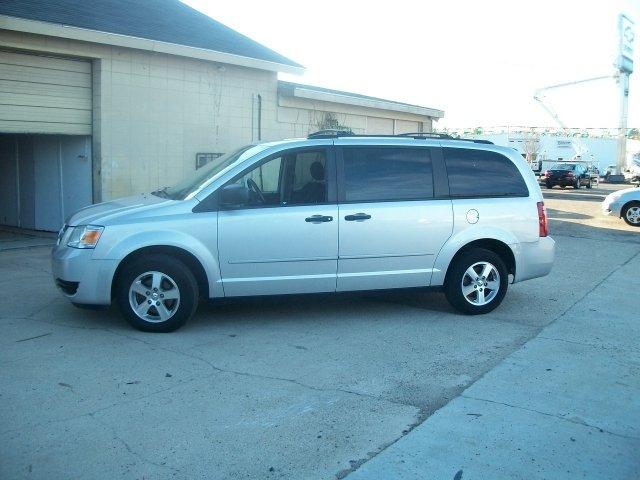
[395,132,453,139]
[308,129,354,139]
[306,130,493,144]
[394,133,494,144]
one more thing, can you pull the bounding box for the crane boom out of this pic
[533,74,618,159]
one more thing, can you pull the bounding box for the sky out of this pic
[183,0,639,130]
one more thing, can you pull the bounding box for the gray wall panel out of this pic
[0,135,18,226]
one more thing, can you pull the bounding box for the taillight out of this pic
[543,170,550,177]
[566,172,574,177]
[537,201,548,237]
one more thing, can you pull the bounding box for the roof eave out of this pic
[0,14,305,74]
[280,83,444,119]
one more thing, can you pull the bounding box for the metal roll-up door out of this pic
[0,50,92,135]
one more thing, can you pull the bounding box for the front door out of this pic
[218,147,338,296]
[336,145,453,291]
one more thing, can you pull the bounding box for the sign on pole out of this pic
[616,14,634,175]
[618,14,635,74]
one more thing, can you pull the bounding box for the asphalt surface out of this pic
[1,183,638,479]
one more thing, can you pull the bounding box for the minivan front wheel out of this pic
[115,254,199,332]
[444,248,508,315]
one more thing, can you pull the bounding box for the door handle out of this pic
[305,215,333,223]
[344,213,372,221]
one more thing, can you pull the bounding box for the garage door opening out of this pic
[0,49,93,231]
[0,134,92,232]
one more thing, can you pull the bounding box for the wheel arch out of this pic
[432,235,517,287]
[621,199,640,222]
[111,245,210,300]
[621,199,640,216]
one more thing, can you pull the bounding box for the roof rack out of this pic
[395,132,453,139]
[307,130,493,144]
[307,129,355,139]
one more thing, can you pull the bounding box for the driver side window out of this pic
[234,156,283,206]
[224,148,329,208]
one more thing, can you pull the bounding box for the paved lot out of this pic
[1,184,638,479]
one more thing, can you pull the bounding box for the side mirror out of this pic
[219,183,249,207]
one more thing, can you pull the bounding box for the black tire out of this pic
[444,248,509,315]
[545,182,553,189]
[115,254,199,332]
[574,180,580,189]
[560,185,566,189]
[621,201,640,227]
[586,179,592,189]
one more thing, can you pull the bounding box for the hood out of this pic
[606,187,640,200]
[68,193,171,226]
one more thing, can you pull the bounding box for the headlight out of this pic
[67,225,104,249]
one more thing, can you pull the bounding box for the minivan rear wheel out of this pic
[444,248,508,315]
[115,254,199,332]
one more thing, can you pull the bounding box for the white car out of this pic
[52,132,555,332]
[602,187,640,226]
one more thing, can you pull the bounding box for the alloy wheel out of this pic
[129,271,181,323]
[625,206,640,225]
[461,262,501,306]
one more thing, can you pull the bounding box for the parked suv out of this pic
[52,132,555,332]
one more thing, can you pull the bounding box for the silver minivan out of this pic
[52,132,555,332]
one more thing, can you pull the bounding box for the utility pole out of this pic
[617,14,635,175]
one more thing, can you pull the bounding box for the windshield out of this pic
[153,145,255,200]
[551,163,576,171]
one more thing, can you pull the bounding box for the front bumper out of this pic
[51,244,119,305]
[601,199,623,217]
[513,236,555,283]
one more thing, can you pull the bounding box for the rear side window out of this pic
[341,147,433,202]
[443,148,528,197]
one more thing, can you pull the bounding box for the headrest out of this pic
[310,161,325,181]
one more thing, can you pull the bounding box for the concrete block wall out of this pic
[93,48,278,199]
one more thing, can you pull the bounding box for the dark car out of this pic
[543,163,592,189]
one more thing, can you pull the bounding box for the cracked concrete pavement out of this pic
[345,249,640,479]
[1,184,639,479]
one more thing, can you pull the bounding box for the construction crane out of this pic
[533,74,618,160]
[534,13,635,177]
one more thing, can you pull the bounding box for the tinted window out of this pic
[342,147,433,202]
[287,151,327,205]
[444,148,528,197]
[551,163,576,170]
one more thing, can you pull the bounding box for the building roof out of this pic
[0,0,303,73]
[279,81,444,119]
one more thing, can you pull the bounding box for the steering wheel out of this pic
[246,178,265,203]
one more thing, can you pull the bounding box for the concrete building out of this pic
[0,0,443,231]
